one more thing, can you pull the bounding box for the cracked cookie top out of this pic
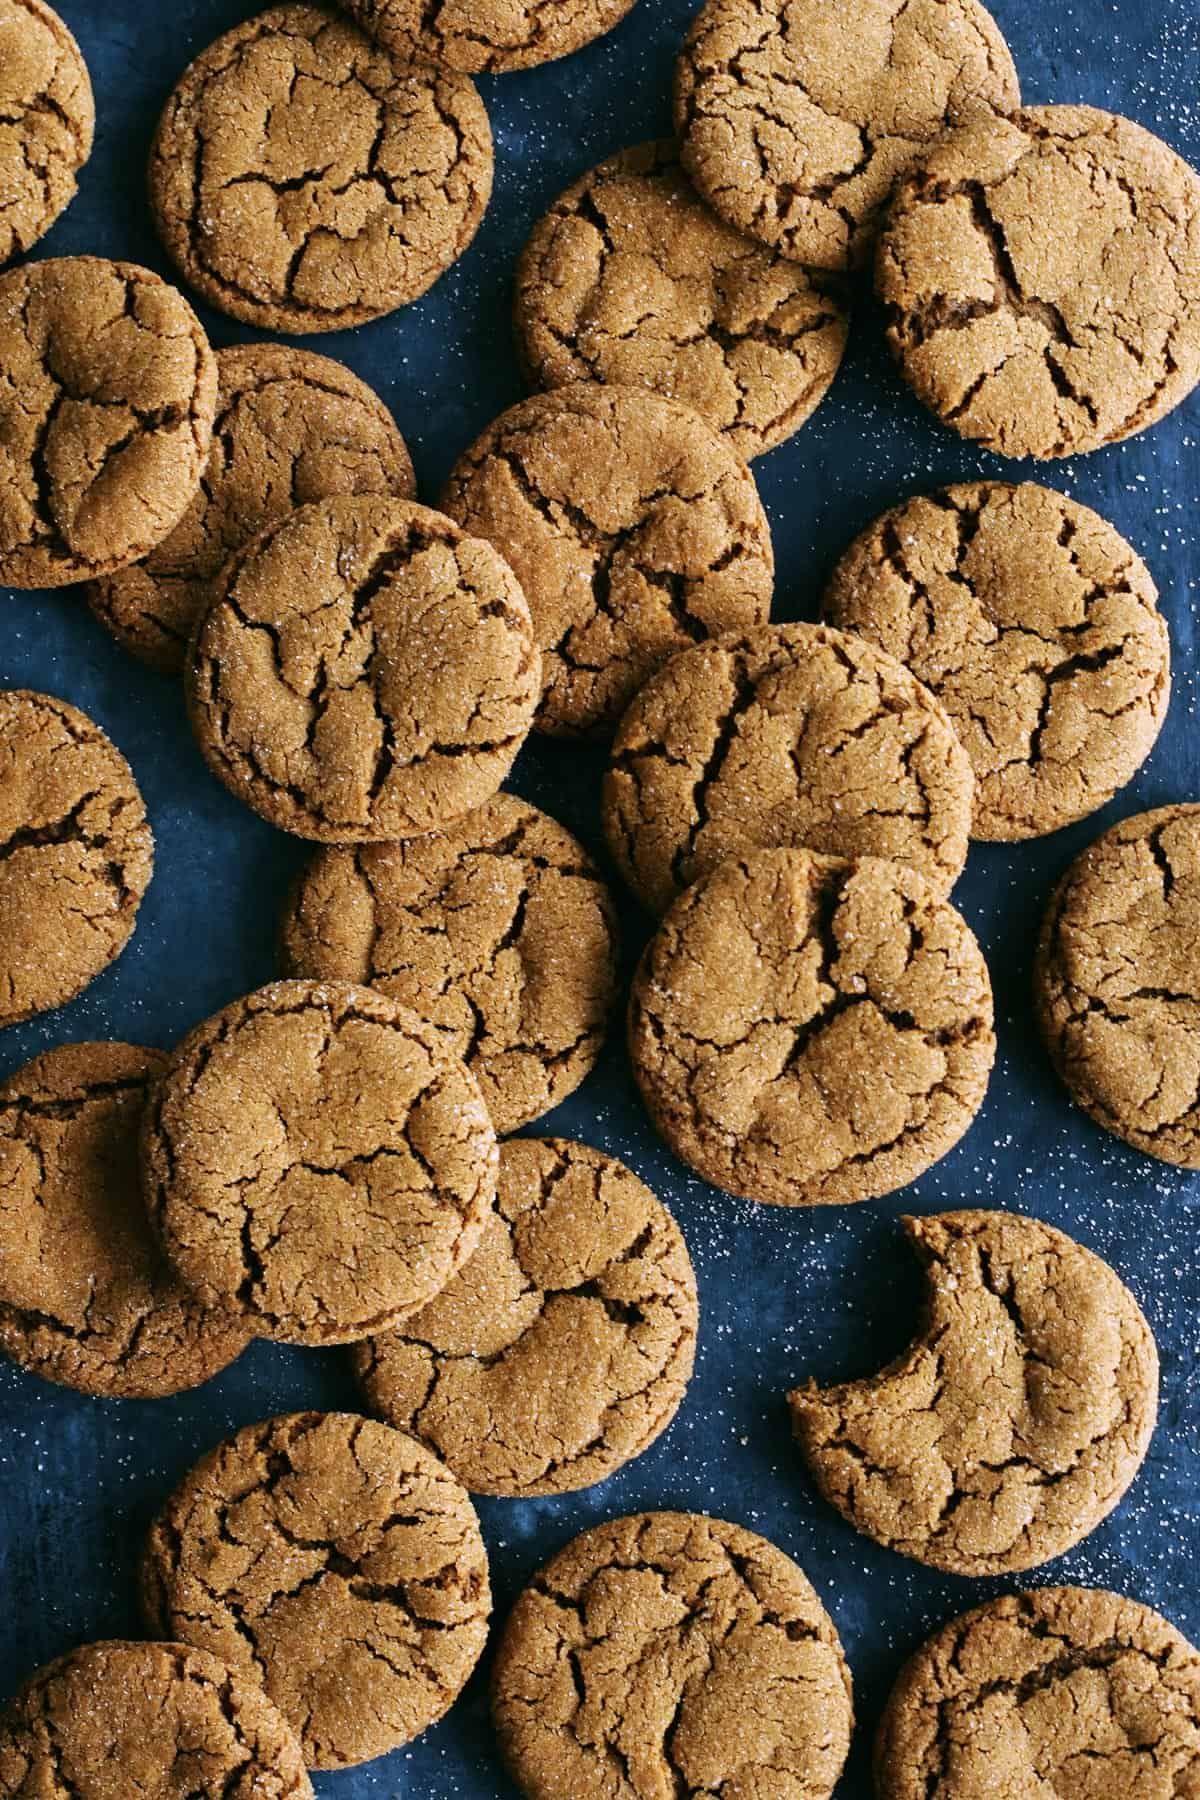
[0,691,153,1027]
[344,0,640,74]
[140,1411,491,1771]
[877,105,1200,458]
[604,622,973,915]
[630,848,995,1207]
[790,1209,1158,1576]
[825,482,1170,840]
[492,1509,853,1800]
[186,497,540,843]
[0,257,217,588]
[88,345,416,677]
[354,1137,698,1497]
[280,795,618,1135]
[876,1586,1200,1798]
[673,0,1018,273]
[140,980,498,1345]
[514,140,849,462]
[440,385,774,738]
[148,4,493,334]
[0,0,94,266]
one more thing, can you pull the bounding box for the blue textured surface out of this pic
[2,1,1199,1794]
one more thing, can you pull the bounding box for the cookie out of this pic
[0,692,154,1028]
[186,497,540,843]
[876,1587,1200,1799]
[604,622,974,915]
[824,483,1171,840]
[674,0,1019,273]
[0,0,93,266]
[0,257,217,588]
[141,1411,491,1771]
[87,345,416,677]
[629,848,995,1207]
[492,1510,853,1800]
[140,980,497,1345]
[354,1137,698,1496]
[149,5,493,335]
[878,106,1200,458]
[279,796,618,1135]
[514,140,849,462]
[440,385,774,738]
[0,1639,313,1799]
[343,0,639,73]
[1036,805,1200,1166]
[789,1210,1157,1576]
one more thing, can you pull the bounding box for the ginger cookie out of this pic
[876,1587,1200,1799]
[186,497,540,843]
[343,0,639,74]
[148,5,493,335]
[87,345,416,677]
[514,140,849,462]
[279,796,618,1135]
[0,257,216,589]
[1036,805,1200,1166]
[604,623,973,915]
[141,1411,491,1771]
[629,848,995,1207]
[354,1137,698,1497]
[878,106,1200,458]
[825,483,1171,841]
[492,1510,853,1800]
[674,0,1018,273]
[0,0,94,267]
[440,385,774,738]
[0,692,153,1028]
[0,1639,313,1799]
[140,980,497,1346]
[789,1210,1157,1576]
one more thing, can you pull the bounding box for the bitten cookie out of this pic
[186,498,540,843]
[440,385,774,738]
[604,623,974,914]
[0,691,153,1027]
[140,980,497,1345]
[148,4,493,333]
[354,1137,697,1497]
[0,0,93,266]
[790,1210,1157,1575]
[824,483,1170,839]
[343,0,639,73]
[492,1511,853,1800]
[279,796,618,1135]
[630,848,995,1207]
[88,345,416,676]
[514,140,849,461]
[878,106,1200,458]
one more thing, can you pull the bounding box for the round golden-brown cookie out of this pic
[140,980,497,1346]
[186,497,540,843]
[604,622,974,915]
[674,0,1019,273]
[492,1510,853,1800]
[148,4,493,334]
[630,847,995,1207]
[878,106,1200,458]
[0,691,154,1027]
[514,140,849,462]
[789,1210,1158,1576]
[279,796,618,1135]
[343,0,639,73]
[876,1587,1200,1799]
[440,385,774,738]
[354,1137,697,1497]
[0,1639,313,1799]
[0,257,217,588]
[824,483,1170,840]
[87,345,416,676]
[141,1411,491,1771]
[0,0,94,267]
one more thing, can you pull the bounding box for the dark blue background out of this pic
[2,1,1199,1794]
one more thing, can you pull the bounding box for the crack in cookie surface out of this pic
[0,0,94,266]
[345,0,639,74]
